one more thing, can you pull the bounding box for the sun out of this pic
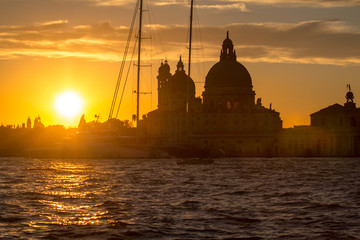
[55,91,84,118]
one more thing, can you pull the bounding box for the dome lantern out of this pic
[176,55,185,72]
[220,31,236,61]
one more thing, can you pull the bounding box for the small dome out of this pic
[159,60,170,73]
[222,31,233,47]
[169,70,195,95]
[169,56,195,95]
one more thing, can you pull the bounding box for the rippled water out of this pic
[0,157,359,239]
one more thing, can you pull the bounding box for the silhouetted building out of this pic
[145,33,283,156]
[279,86,360,156]
[33,115,44,129]
[78,114,87,131]
[142,33,360,157]
[27,116,31,129]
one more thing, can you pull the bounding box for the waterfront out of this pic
[0,157,359,239]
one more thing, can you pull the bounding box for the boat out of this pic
[107,0,202,158]
[177,158,214,165]
[108,0,145,130]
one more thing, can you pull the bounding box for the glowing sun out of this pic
[55,91,84,118]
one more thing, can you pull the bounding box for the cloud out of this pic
[0,20,130,61]
[152,0,190,6]
[89,0,135,7]
[152,19,360,65]
[152,0,360,8]
[0,20,69,33]
[0,19,359,65]
[153,0,249,12]
[232,0,360,8]
[196,3,249,12]
[225,20,360,63]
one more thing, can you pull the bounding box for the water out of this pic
[0,157,359,239]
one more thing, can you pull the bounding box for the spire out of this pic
[176,55,184,72]
[227,30,229,39]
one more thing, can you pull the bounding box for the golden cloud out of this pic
[226,0,360,8]
[0,20,359,65]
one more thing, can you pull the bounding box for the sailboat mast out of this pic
[137,0,143,129]
[188,0,194,79]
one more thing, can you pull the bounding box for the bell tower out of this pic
[157,60,171,110]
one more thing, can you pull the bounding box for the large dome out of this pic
[205,60,252,90]
[202,32,255,111]
[204,32,252,91]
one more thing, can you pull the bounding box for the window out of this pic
[227,101,231,110]
[234,101,239,110]
[351,117,357,127]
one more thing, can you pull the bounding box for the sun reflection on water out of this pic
[33,160,115,226]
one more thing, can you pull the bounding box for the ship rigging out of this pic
[108,0,201,128]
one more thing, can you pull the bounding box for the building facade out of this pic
[143,33,360,157]
[145,33,282,156]
[279,87,360,157]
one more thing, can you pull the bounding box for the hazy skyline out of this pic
[1,0,360,127]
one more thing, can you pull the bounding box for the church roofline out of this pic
[310,103,360,116]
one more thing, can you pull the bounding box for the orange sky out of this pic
[0,0,360,128]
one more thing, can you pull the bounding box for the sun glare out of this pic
[55,91,84,118]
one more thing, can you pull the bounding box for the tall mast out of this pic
[186,0,194,113]
[188,0,194,79]
[108,0,139,120]
[137,0,143,129]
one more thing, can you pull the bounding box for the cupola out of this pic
[220,31,237,61]
[203,32,255,112]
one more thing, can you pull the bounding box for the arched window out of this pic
[234,101,239,110]
[227,100,231,110]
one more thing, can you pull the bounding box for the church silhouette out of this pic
[142,33,360,157]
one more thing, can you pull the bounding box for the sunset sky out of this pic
[1,0,360,127]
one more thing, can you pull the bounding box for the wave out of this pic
[0,216,26,223]
[1,157,359,239]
